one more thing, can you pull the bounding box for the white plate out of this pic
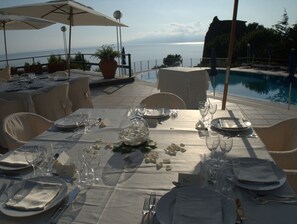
[142,108,170,119]
[0,176,67,217]
[155,186,236,224]
[54,114,83,129]
[231,158,286,191]
[211,117,252,132]
[0,147,40,171]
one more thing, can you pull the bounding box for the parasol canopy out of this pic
[0,13,55,66]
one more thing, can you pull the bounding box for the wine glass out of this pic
[206,131,220,160]
[208,103,217,121]
[198,101,209,125]
[43,144,55,175]
[24,146,39,177]
[82,111,92,134]
[219,135,233,163]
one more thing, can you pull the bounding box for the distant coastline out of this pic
[0,41,204,68]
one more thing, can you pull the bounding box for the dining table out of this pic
[0,107,296,224]
[0,72,87,112]
[157,67,209,109]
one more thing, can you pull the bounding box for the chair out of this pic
[3,112,54,150]
[140,92,187,109]
[32,83,73,121]
[253,118,297,152]
[0,98,26,149]
[68,77,93,111]
[284,170,297,194]
[0,66,11,81]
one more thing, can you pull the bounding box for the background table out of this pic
[157,67,209,109]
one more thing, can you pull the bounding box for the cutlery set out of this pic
[48,187,80,224]
[142,192,158,224]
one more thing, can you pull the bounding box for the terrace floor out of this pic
[89,74,297,127]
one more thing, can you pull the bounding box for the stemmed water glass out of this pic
[205,131,220,160]
[198,101,209,125]
[208,102,217,121]
[24,146,39,177]
[205,131,220,183]
[219,135,233,163]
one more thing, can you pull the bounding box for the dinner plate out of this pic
[231,157,286,191]
[0,176,67,217]
[211,117,251,131]
[155,186,236,224]
[54,114,84,130]
[142,108,170,119]
[27,83,43,89]
[54,76,69,81]
[5,86,21,92]
[0,147,40,171]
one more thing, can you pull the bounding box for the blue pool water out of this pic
[137,69,297,105]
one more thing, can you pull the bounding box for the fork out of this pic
[0,183,7,196]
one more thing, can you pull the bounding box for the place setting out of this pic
[0,176,67,218]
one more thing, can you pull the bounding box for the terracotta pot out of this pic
[99,59,117,79]
[48,63,65,73]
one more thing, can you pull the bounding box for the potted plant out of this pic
[93,45,120,79]
[47,54,66,73]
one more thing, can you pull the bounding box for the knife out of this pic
[48,187,80,224]
[236,198,246,224]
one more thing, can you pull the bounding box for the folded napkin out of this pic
[232,160,279,184]
[144,109,163,117]
[219,118,247,130]
[0,151,31,167]
[5,181,61,211]
[173,190,223,224]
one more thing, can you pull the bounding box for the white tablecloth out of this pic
[157,67,209,109]
[0,73,88,112]
[0,108,296,224]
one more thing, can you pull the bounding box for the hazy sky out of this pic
[0,0,297,54]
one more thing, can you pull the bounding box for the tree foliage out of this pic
[203,9,296,66]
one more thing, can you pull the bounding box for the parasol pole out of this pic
[221,0,239,110]
[67,7,73,76]
[288,83,292,110]
[3,23,9,66]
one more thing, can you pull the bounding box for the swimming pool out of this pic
[137,69,297,105]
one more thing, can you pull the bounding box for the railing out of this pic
[1,53,290,77]
[0,53,132,77]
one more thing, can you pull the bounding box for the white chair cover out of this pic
[0,66,11,81]
[0,98,26,149]
[140,92,187,109]
[32,83,72,121]
[254,117,297,151]
[3,112,54,150]
[68,76,93,111]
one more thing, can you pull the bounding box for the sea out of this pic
[0,42,205,71]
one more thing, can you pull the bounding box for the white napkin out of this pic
[173,190,223,224]
[143,109,164,117]
[5,182,61,211]
[233,160,279,184]
[219,118,247,130]
[0,151,30,167]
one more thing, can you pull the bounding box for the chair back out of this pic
[0,98,26,149]
[0,66,11,81]
[254,117,297,151]
[3,112,54,150]
[140,92,187,109]
[68,77,93,111]
[33,83,72,121]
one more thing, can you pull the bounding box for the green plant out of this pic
[163,54,183,67]
[47,54,65,64]
[93,45,120,60]
[70,52,91,70]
